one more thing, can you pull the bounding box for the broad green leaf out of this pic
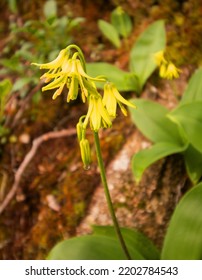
[111,7,132,38]
[169,101,202,153]
[98,20,121,48]
[129,99,183,144]
[93,225,160,260]
[132,142,187,183]
[86,62,139,91]
[43,0,57,19]
[161,182,202,259]
[129,20,166,91]
[183,144,202,184]
[180,68,202,105]
[47,235,144,260]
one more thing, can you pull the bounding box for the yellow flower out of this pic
[159,62,181,80]
[79,138,91,170]
[83,95,112,131]
[33,50,106,103]
[153,50,167,66]
[159,63,167,79]
[103,82,136,117]
[153,50,181,80]
[163,62,181,80]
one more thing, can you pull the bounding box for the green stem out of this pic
[93,131,132,260]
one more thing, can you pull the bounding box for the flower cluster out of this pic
[32,45,136,168]
[154,50,181,80]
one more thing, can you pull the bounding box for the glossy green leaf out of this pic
[93,225,160,260]
[183,145,202,184]
[161,182,202,259]
[98,20,121,48]
[47,235,144,260]
[169,101,202,153]
[129,99,183,144]
[129,20,166,91]
[111,7,132,38]
[86,62,139,91]
[180,68,202,105]
[132,142,187,183]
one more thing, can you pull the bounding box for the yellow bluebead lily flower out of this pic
[153,50,167,66]
[103,82,136,117]
[83,95,112,132]
[154,50,181,80]
[163,62,181,80]
[33,49,106,103]
[159,63,167,79]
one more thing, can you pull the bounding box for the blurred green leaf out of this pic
[161,182,202,259]
[0,79,12,118]
[93,225,160,260]
[86,62,139,91]
[180,68,202,105]
[132,142,187,183]
[47,235,144,260]
[129,20,166,91]
[183,145,202,184]
[98,20,121,48]
[7,0,18,13]
[129,99,183,144]
[169,101,202,153]
[43,0,57,19]
[111,6,132,38]
[0,79,12,98]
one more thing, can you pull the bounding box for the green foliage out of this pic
[161,182,202,259]
[98,6,132,48]
[0,0,84,98]
[98,20,121,48]
[47,184,202,260]
[43,0,57,20]
[88,20,166,94]
[7,0,18,13]
[86,63,138,91]
[111,6,132,39]
[129,20,166,92]
[0,79,12,139]
[0,79,12,118]
[129,68,202,184]
[47,226,159,260]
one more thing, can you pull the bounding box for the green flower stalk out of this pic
[32,44,136,260]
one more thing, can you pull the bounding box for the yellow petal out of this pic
[42,74,67,91]
[32,49,67,69]
[111,84,136,109]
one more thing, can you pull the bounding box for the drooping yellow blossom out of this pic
[32,49,105,103]
[153,50,167,66]
[161,62,181,80]
[153,50,181,80]
[83,95,112,132]
[103,82,136,117]
[32,44,137,169]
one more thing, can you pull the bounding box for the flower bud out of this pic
[79,138,91,170]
